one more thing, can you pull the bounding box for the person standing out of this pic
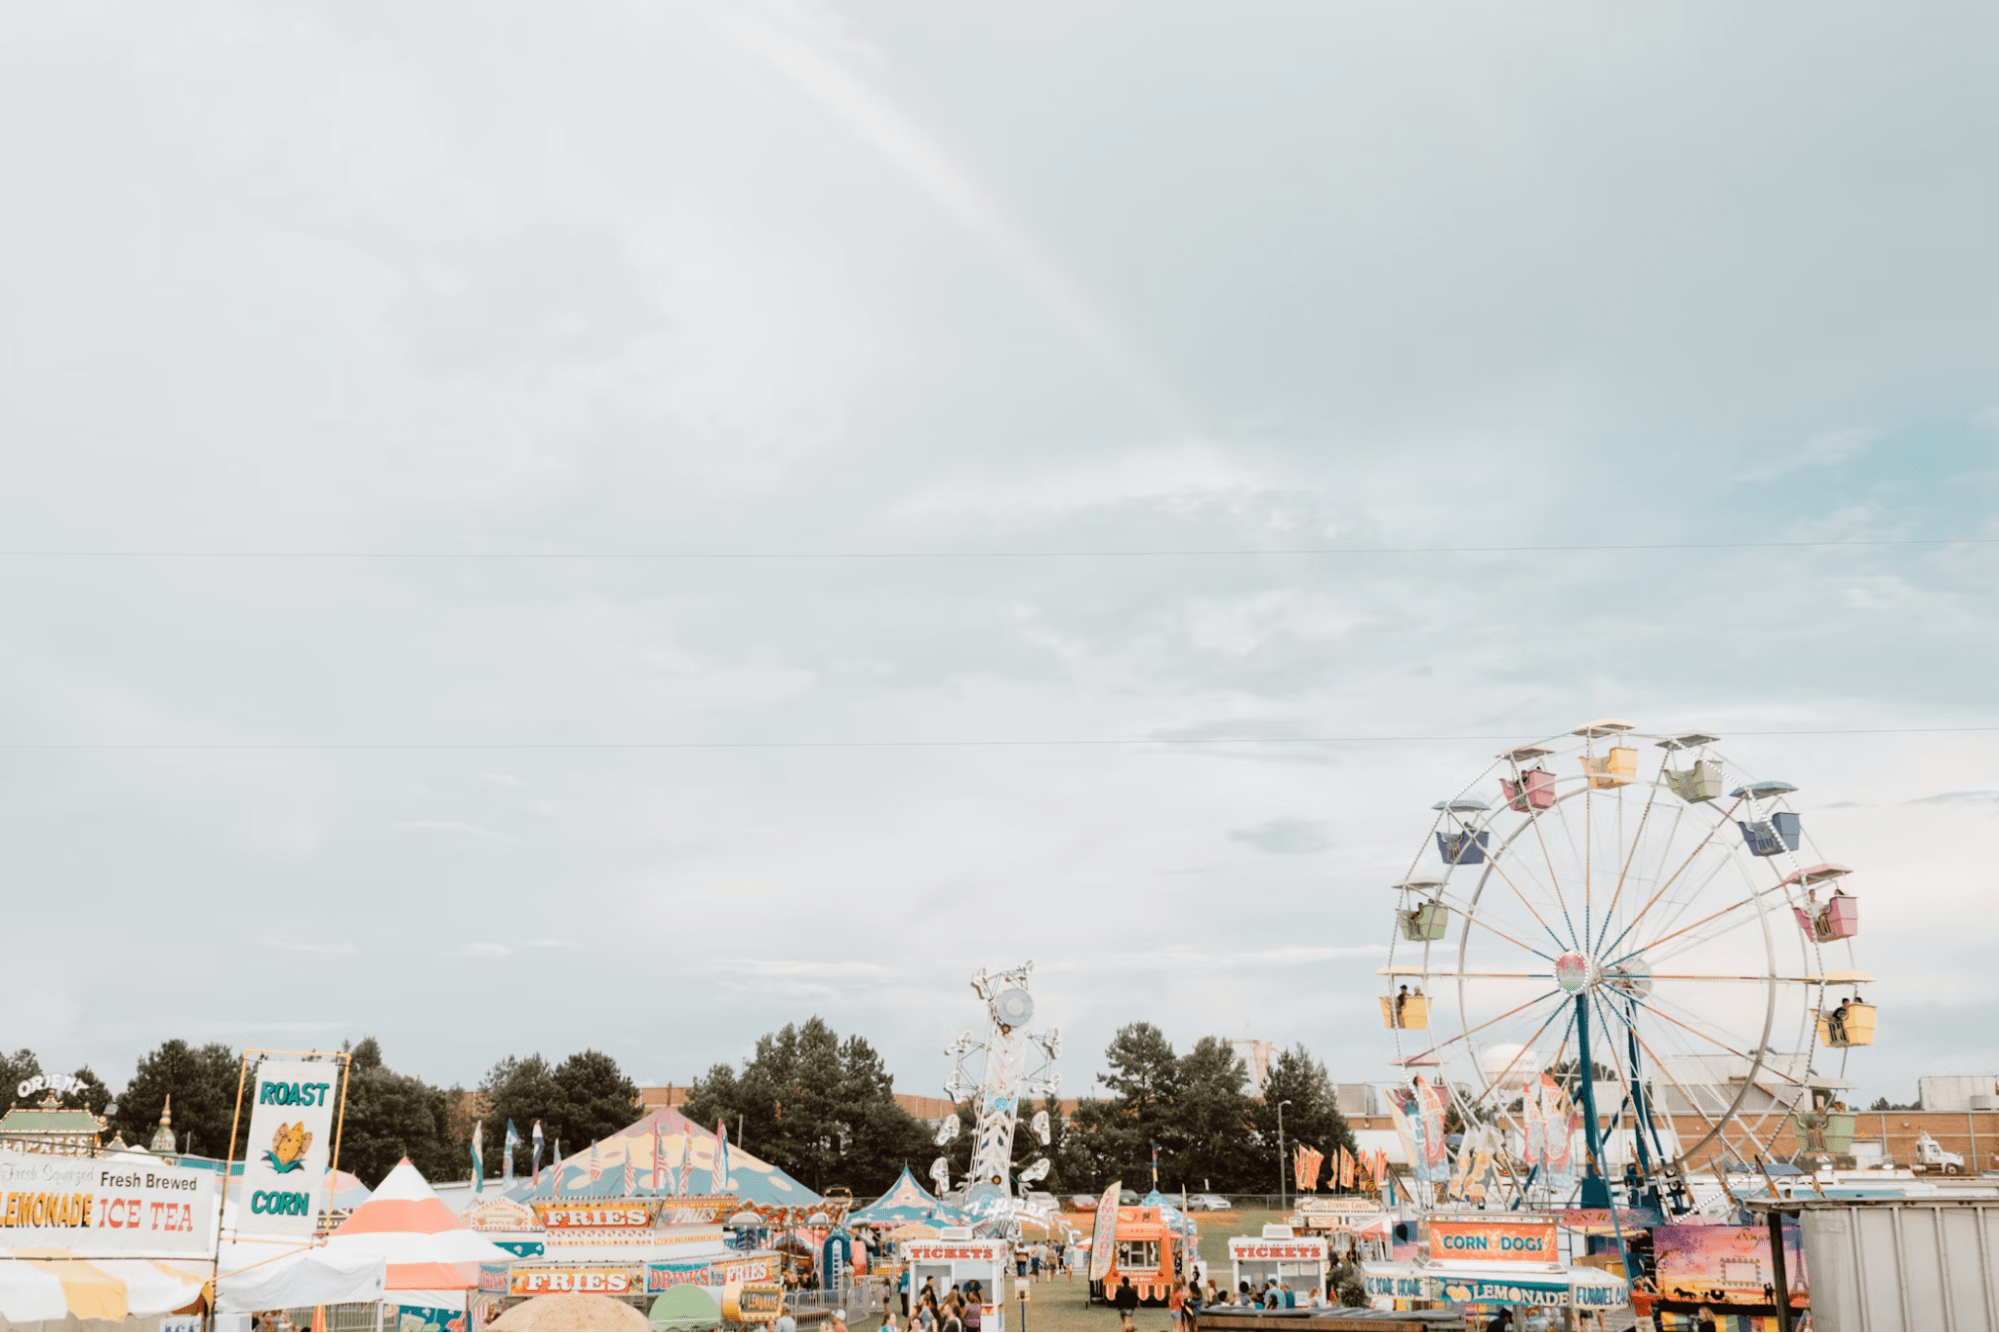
[1113,1275,1141,1332]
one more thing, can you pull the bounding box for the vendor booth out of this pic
[1089,1204,1190,1305]
[1228,1227,1328,1295]
[0,1144,227,1329]
[902,1231,1010,1330]
[1363,1213,1628,1319]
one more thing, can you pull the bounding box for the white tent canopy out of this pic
[216,1238,386,1313]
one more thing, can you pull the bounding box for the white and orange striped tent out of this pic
[323,1159,511,1310]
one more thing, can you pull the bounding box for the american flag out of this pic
[678,1130,692,1197]
[711,1120,729,1194]
[553,1139,563,1196]
[652,1121,666,1193]
[623,1150,635,1197]
[588,1141,604,1182]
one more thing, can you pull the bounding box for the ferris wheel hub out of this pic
[1554,950,1596,994]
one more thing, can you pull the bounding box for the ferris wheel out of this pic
[1380,719,1870,1210]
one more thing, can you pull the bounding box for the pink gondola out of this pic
[1499,767,1557,812]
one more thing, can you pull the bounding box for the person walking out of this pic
[1113,1275,1140,1332]
[1184,1278,1205,1331]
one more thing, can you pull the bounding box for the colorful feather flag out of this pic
[470,1121,484,1194]
[503,1121,521,1190]
[1341,1146,1355,1190]
[531,1121,545,1188]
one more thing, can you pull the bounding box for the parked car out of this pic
[1069,1193,1098,1211]
[1024,1190,1059,1213]
[1186,1193,1231,1211]
[1119,1189,1142,1206]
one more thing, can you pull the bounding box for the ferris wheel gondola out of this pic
[1380,720,1870,1215]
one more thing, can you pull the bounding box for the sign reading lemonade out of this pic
[237,1058,342,1238]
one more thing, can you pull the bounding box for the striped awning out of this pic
[0,1253,209,1322]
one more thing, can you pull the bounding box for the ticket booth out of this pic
[903,1231,1010,1330]
[1229,1226,1328,1297]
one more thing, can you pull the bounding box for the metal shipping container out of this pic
[1753,1196,1999,1331]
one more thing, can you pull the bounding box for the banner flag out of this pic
[238,1058,343,1239]
[531,1121,545,1189]
[1088,1182,1120,1282]
[472,1121,485,1195]
[503,1121,520,1189]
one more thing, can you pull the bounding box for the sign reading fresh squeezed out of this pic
[237,1058,342,1237]
[0,1149,216,1255]
[1427,1216,1559,1264]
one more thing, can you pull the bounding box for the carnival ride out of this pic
[935,962,1062,1236]
[1381,720,1870,1219]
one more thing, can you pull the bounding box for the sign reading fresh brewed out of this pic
[236,1057,343,1238]
[0,1149,217,1255]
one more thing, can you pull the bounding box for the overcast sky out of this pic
[2,2,1996,1112]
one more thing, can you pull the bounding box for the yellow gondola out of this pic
[1380,991,1429,1030]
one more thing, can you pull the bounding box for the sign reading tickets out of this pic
[1428,1216,1559,1264]
[237,1058,342,1237]
[0,1149,217,1255]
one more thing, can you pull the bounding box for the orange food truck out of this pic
[1089,1206,1189,1305]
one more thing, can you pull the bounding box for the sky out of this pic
[1,1,1995,1114]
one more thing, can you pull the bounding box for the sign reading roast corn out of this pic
[236,1058,342,1237]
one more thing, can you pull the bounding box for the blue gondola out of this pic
[1737,812,1801,857]
[1436,830,1491,864]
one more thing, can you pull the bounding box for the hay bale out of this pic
[487,1292,653,1330]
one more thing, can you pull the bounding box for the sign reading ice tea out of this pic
[1428,1216,1559,1263]
[0,1150,216,1255]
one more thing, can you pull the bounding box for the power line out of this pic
[1,725,1993,752]
[0,538,1992,561]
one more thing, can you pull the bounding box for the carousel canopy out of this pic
[503,1107,819,1210]
[850,1167,962,1227]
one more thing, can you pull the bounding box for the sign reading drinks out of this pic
[0,1149,216,1255]
[237,1058,342,1238]
[1427,1216,1559,1264]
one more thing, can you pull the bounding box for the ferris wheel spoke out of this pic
[1472,854,1575,955]
[1627,992,1760,1065]
[1518,792,1581,948]
[1475,1000,1572,1103]
[1404,988,1565,1066]
[1624,1020,1738,1167]
[1623,852,1742,960]
[1593,779,1665,953]
[1610,890,1766,970]
[1602,797,1746,955]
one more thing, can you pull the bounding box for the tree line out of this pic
[5,1019,1359,1198]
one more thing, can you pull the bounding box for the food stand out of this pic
[1228,1227,1329,1295]
[903,1231,1011,1330]
[1289,1196,1394,1263]
[1362,1213,1628,1320]
[1088,1205,1188,1304]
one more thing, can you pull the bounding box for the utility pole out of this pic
[1277,1100,1292,1210]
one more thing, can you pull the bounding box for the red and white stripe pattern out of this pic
[324,1158,510,1294]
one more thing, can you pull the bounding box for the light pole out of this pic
[1276,1100,1292,1211]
